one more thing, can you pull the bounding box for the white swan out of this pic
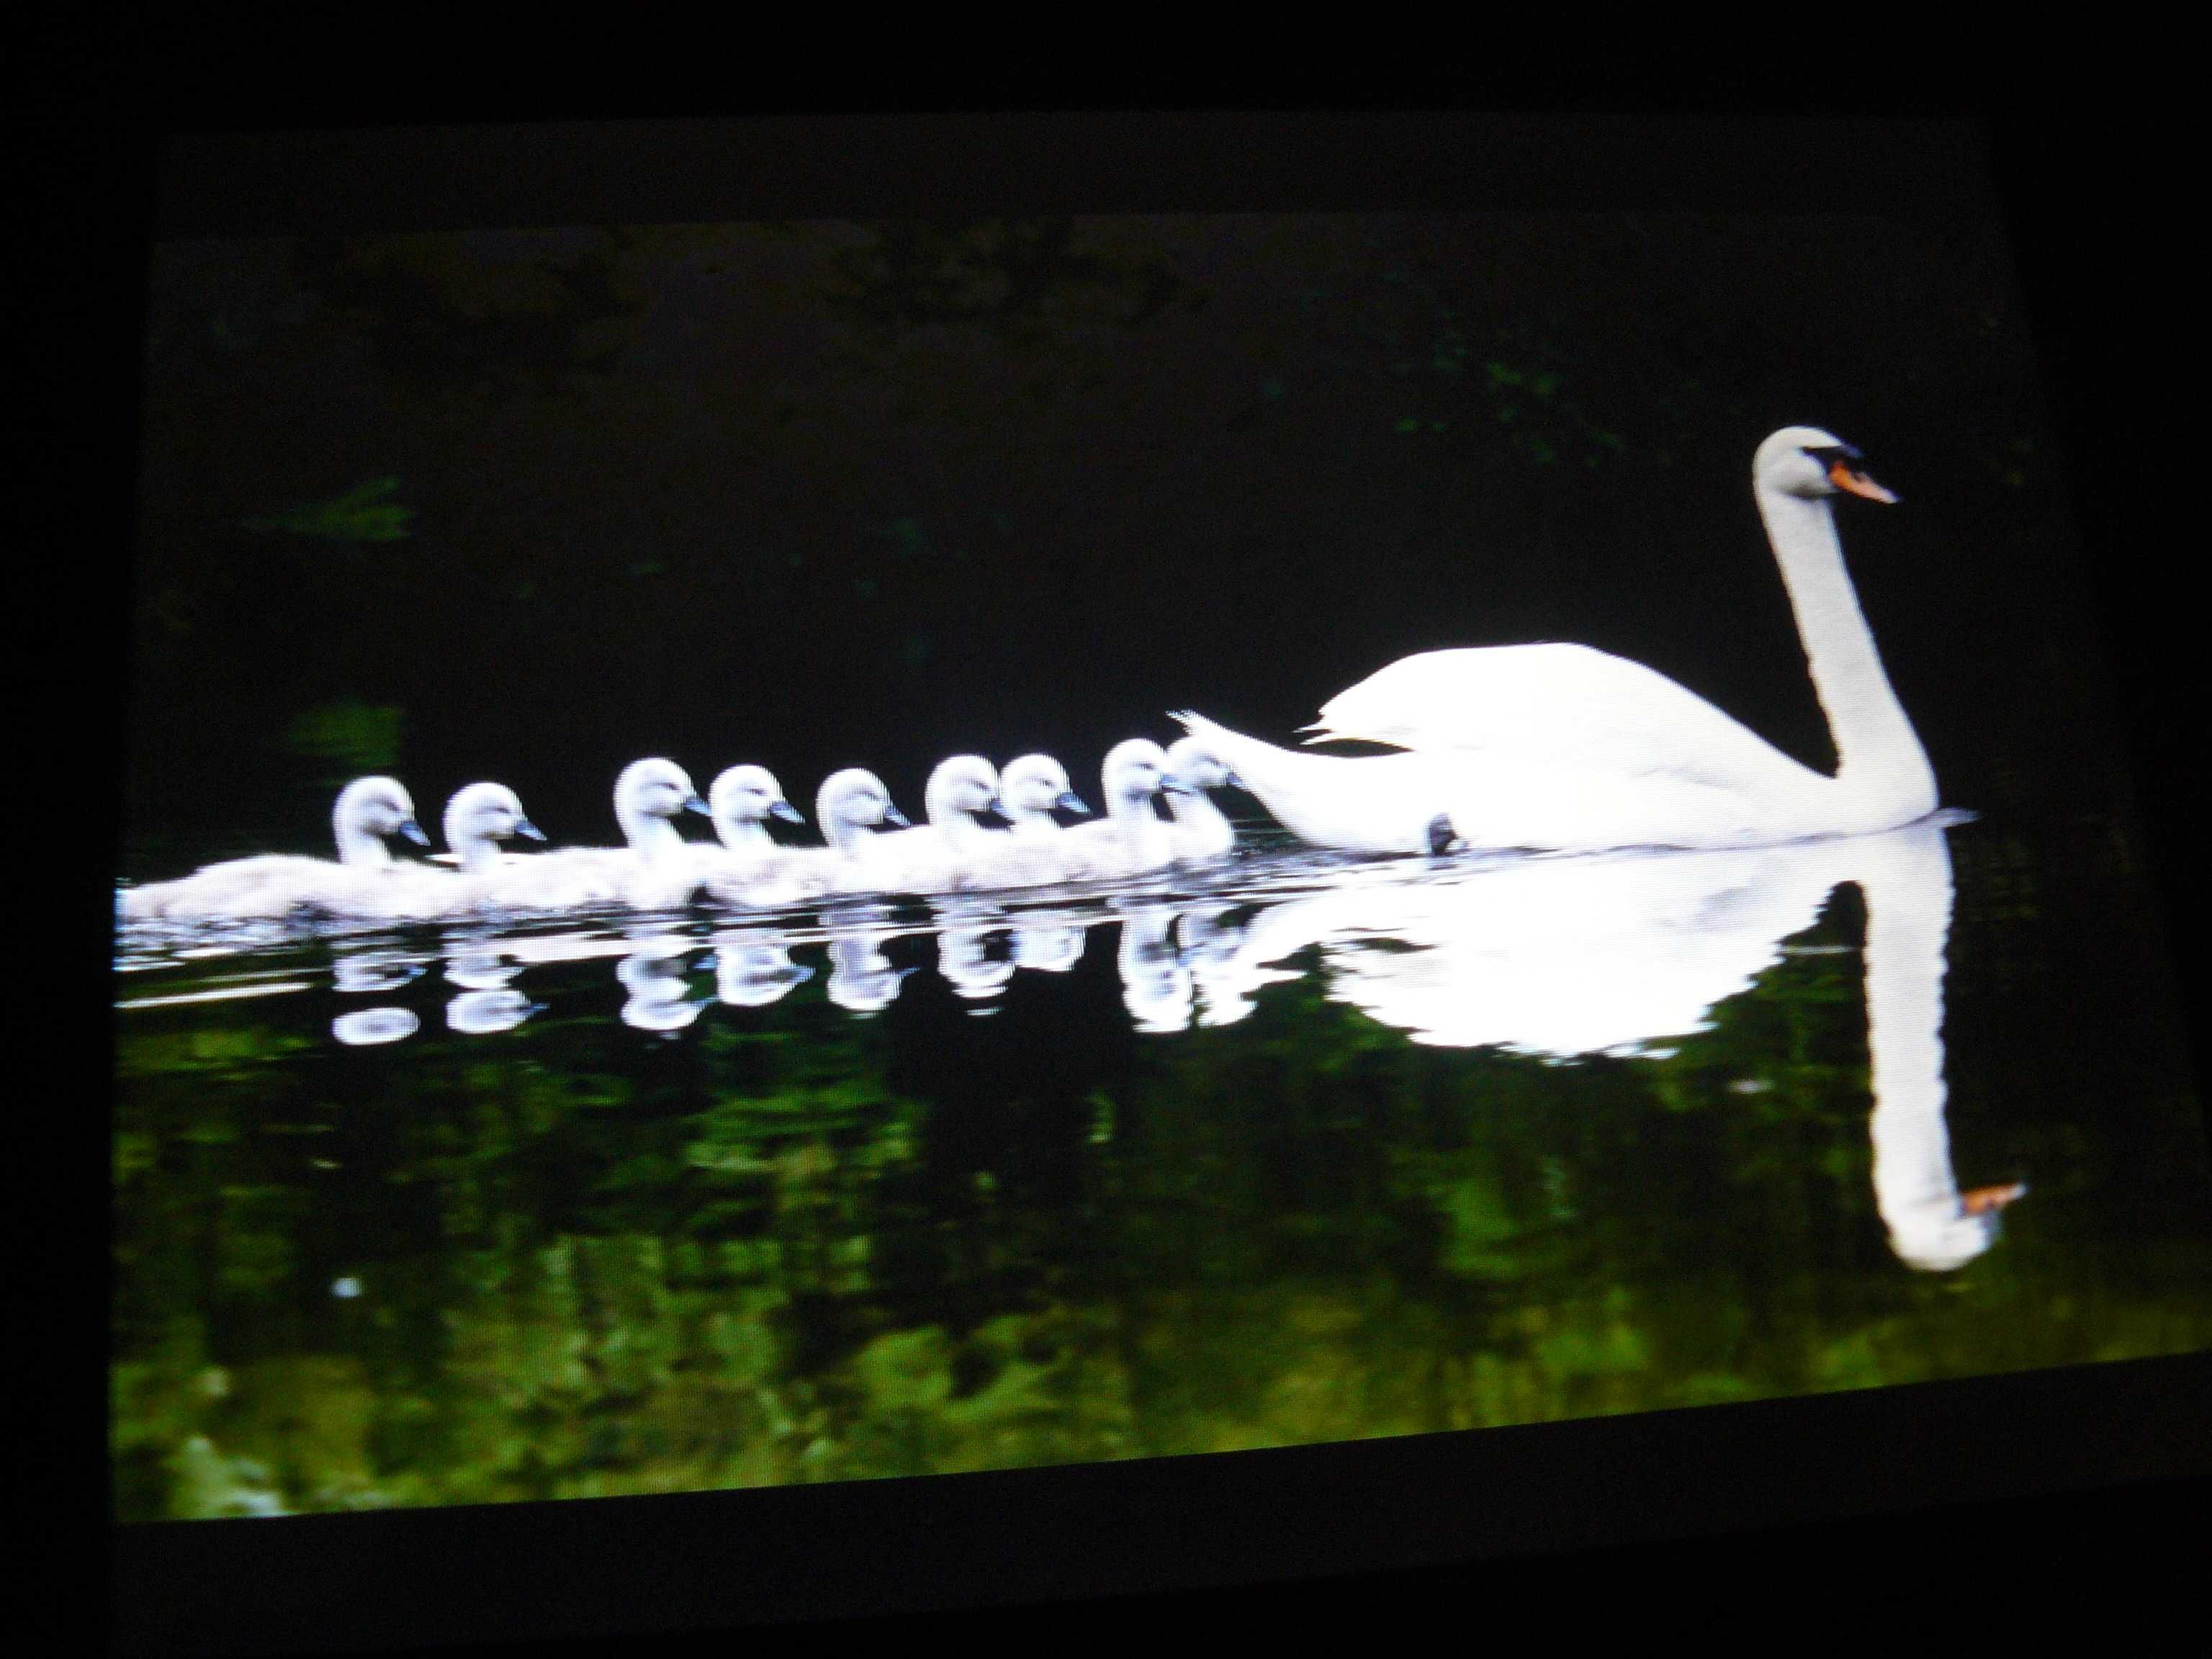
[117,776,431,925]
[1161,736,1240,864]
[1177,428,1936,854]
[871,755,1006,894]
[1059,739,1175,880]
[490,758,710,912]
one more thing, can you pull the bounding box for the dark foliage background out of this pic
[122,210,2100,878]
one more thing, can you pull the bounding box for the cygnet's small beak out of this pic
[881,804,912,827]
[979,797,1012,825]
[514,819,547,842]
[398,819,431,847]
[683,793,712,817]
[1160,774,1192,796]
[1056,791,1092,815]
[770,799,805,824]
[1225,770,1246,791]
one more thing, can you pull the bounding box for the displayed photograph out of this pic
[110,209,2212,1521]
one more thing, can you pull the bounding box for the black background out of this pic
[18,14,2208,1654]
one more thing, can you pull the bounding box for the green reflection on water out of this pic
[109,829,2212,1521]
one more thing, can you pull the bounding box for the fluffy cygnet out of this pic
[1058,739,1175,881]
[1161,736,1240,863]
[116,776,430,926]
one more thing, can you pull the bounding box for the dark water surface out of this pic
[109,815,2212,1521]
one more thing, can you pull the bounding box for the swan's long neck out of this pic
[1757,487,1936,819]
[333,814,393,870]
[618,802,688,862]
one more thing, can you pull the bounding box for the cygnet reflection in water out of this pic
[447,988,538,1034]
[714,925,814,1008]
[616,933,713,1033]
[1116,902,1194,1034]
[819,903,915,1015]
[1010,910,1091,974]
[332,1007,420,1046]
[932,896,1017,1010]
[329,943,426,996]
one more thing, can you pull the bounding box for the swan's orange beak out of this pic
[1830,460,1899,503]
[1959,1182,2027,1216]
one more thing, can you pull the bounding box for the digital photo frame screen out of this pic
[108,114,2209,1642]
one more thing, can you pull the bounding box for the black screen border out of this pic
[78,107,2209,1654]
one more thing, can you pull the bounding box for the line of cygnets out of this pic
[116,737,1247,927]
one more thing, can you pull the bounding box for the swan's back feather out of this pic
[1310,642,1821,793]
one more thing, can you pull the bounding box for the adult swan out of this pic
[1175,427,1938,854]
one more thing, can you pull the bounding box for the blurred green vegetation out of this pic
[109,873,2212,1521]
[242,477,413,542]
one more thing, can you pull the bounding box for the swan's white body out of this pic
[116,777,431,925]
[1180,428,1937,855]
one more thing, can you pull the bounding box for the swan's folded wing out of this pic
[1310,643,1820,793]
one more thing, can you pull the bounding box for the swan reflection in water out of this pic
[287,821,2021,1269]
[1177,820,2021,1272]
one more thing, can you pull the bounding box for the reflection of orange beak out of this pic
[1830,460,1899,503]
[1960,1182,2027,1216]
